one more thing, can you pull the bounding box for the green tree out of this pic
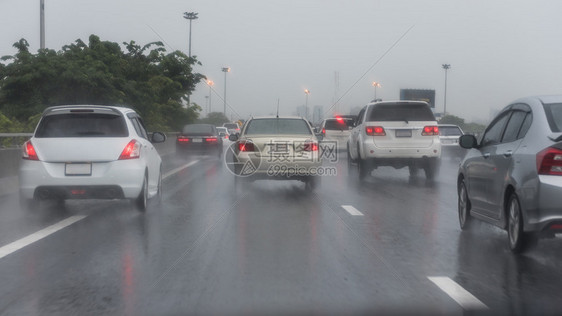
[439,114,465,126]
[0,35,205,131]
[198,112,230,126]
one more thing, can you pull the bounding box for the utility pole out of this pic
[442,64,451,115]
[222,67,230,116]
[40,0,45,49]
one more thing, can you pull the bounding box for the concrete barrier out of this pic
[0,135,177,197]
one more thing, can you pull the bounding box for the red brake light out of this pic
[22,140,39,160]
[422,126,439,136]
[119,140,141,160]
[238,141,255,152]
[177,136,189,142]
[322,128,326,135]
[336,117,343,122]
[537,147,562,175]
[205,137,218,142]
[366,126,385,136]
[304,140,319,151]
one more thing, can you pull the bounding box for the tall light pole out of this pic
[372,81,381,100]
[304,89,310,120]
[222,67,230,116]
[442,64,451,115]
[183,12,198,58]
[207,80,214,114]
[183,11,198,106]
[40,0,45,49]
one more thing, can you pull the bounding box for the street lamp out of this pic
[207,80,214,113]
[304,89,310,120]
[222,67,230,116]
[372,81,381,99]
[183,12,198,58]
[183,11,198,107]
[442,64,451,115]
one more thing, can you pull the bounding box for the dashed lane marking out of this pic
[341,205,364,216]
[428,276,489,310]
[0,215,87,260]
[163,160,199,180]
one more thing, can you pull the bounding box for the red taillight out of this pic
[422,126,439,136]
[322,128,326,135]
[550,224,562,230]
[205,137,218,142]
[336,117,343,122]
[238,141,255,152]
[22,140,39,160]
[366,126,385,136]
[537,147,562,175]
[177,136,189,143]
[119,140,141,160]
[304,140,319,151]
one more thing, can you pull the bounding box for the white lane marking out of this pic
[428,276,488,310]
[0,215,87,260]
[162,160,199,180]
[341,205,364,216]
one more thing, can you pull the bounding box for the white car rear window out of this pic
[35,113,128,137]
[245,119,311,135]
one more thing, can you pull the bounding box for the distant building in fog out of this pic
[312,106,323,125]
[296,105,307,119]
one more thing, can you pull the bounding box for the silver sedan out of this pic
[457,95,562,252]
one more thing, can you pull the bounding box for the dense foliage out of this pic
[0,35,205,132]
[197,112,230,126]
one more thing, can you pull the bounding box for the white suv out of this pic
[347,100,441,180]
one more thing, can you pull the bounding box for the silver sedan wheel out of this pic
[458,180,470,230]
[508,194,523,252]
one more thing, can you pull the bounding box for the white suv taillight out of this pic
[119,140,141,160]
[422,126,439,136]
[22,140,39,160]
[537,147,562,175]
[366,126,386,136]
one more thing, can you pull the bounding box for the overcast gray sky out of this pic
[2,0,561,123]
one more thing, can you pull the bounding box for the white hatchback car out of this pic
[348,100,441,180]
[19,105,166,211]
[319,117,354,152]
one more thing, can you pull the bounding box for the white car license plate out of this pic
[192,138,203,143]
[395,129,412,137]
[65,163,92,176]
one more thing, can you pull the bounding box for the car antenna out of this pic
[276,98,280,118]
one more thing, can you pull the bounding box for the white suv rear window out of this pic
[367,103,435,122]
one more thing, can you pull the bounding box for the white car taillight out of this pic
[537,147,562,175]
[238,140,255,152]
[303,140,319,151]
[422,126,439,136]
[22,140,39,160]
[119,140,141,160]
[366,126,386,136]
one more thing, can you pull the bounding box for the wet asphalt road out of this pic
[1,149,562,315]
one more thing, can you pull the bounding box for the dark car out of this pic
[176,124,223,157]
